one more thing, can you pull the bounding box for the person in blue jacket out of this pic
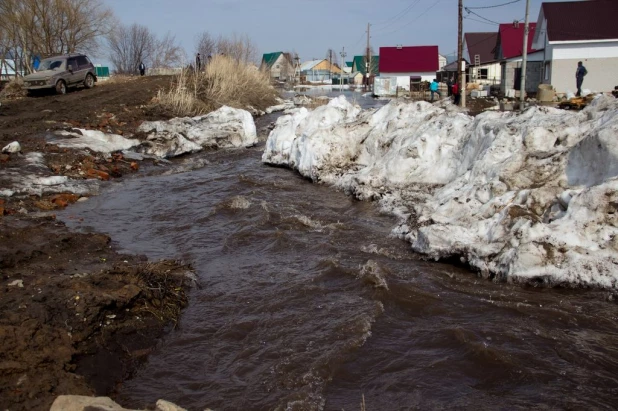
[430,79,441,102]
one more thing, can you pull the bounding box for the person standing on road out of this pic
[575,61,588,97]
[446,77,453,97]
[430,79,442,102]
[139,62,145,76]
[452,81,460,105]
[196,53,202,71]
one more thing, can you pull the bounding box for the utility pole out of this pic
[340,47,347,92]
[458,0,466,108]
[366,22,371,91]
[520,0,531,110]
[329,49,333,81]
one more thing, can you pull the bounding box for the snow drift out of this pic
[138,106,257,158]
[262,95,618,288]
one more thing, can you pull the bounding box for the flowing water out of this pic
[58,106,618,410]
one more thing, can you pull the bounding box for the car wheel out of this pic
[55,80,67,95]
[84,74,95,89]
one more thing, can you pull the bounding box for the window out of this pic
[77,56,89,67]
[479,68,488,79]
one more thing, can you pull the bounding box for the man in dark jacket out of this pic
[196,53,202,71]
[575,61,587,97]
[139,62,145,76]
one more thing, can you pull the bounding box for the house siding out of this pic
[551,57,618,94]
[500,60,543,93]
[380,72,435,89]
[469,62,501,86]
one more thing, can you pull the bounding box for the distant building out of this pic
[532,0,618,94]
[463,32,500,86]
[438,54,447,71]
[494,23,543,93]
[300,59,341,83]
[260,52,294,81]
[351,55,380,83]
[379,45,439,90]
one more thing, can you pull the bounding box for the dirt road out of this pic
[0,76,195,411]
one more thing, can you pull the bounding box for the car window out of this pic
[77,56,89,67]
[67,58,77,69]
[38,59,65,71]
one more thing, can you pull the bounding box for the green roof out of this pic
[345,61,353,67]
[262,52,283,68]
[352,56,379,75]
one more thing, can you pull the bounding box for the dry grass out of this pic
[155,55,278,117]
[0,77,26,99]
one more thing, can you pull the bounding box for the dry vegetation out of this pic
[155,55,278,116]
[0,78,26,99]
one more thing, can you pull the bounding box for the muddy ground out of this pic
[0,76,197,411]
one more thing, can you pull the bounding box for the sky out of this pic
[102,0,580,65]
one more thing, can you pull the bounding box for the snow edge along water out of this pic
[262,95,618,289]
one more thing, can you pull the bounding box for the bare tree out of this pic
[195,32,258,66]
[151,32,185,69]
[195,31,216,62]
[0,0,114,75]
[107,23,155,74]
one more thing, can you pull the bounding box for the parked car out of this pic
[23,54,97,95]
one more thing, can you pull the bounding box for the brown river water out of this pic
[58,110,618,410]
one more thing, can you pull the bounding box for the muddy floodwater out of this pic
[58,126,618,409]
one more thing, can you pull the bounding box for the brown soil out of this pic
[0,76,195,411]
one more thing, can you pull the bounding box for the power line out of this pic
[464,16,499,26]
[466,0,521,9]
[374,0,444,36]
[464,8,502,25]
[373,0,422,27]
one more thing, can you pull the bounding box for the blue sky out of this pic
[102,0,577,64]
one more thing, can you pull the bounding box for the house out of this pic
[260,52,294,81]
[343,61,353,74]
[350,72,364,86]
[438,54,447,71]
[351,55,380,82]
[532,0,618,94]
[0,59,18,80]
[379,45,439,90]
[494,23,543,94]
[300,59,341,83]
[463,32,500,86]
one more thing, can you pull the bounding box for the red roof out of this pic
[379,46,439,73]
[498,23,538,59]
[542,1,618,42]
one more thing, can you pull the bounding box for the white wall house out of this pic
[463,32,501,86]
[378,45,439,92]
[532,1,618,95]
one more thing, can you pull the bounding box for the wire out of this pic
[373,0,422,27]
[374,0,444,36]
[464,8,502,25]
[464,17,499,26]
[466,0,521,9]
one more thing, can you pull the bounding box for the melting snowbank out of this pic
[138,106,257,158]
[263,95,618,288]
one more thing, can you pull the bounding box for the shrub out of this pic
[0,77,26,99]
[155,55,278,117]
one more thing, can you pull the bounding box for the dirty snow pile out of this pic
[137,106,256,157]
[53,129,140,153]
[0,152,100,198]
[263,95,618,289]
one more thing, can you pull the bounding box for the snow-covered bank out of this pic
[0,106,258,200]
[137,106,257,158]
[262,95,618,288]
